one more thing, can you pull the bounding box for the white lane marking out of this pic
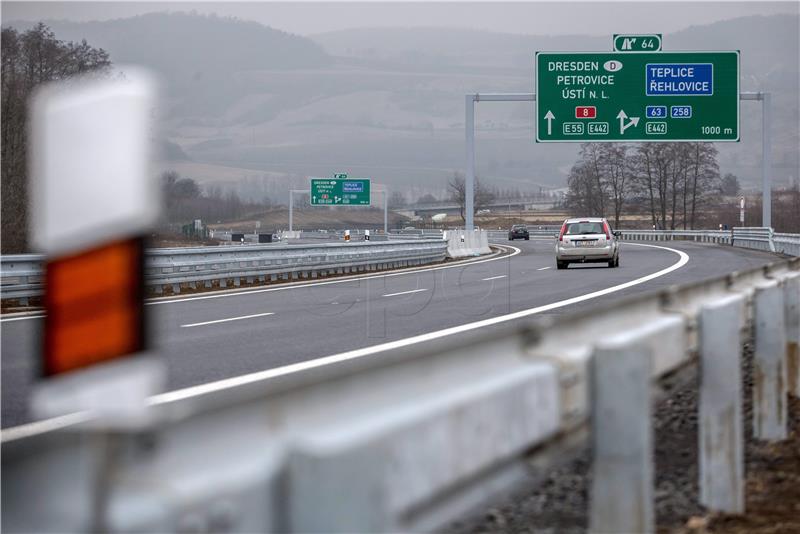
[1,412,93,442]
[537,267,552,271]
[1,245,520,321]
[0,314,45,322]
[181,312,274,328]
[482,275,507,281]
[382,288,428,298]
[146,243,688,406]
[1,242,686,440]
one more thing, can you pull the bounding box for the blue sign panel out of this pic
[646,64,713,96]
[671,105,692,118]
[646,105,667,118]
[342,181,364,193]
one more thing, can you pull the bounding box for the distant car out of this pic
[508,224,529,241]
[477,209,491,215]
[556,217,620,269]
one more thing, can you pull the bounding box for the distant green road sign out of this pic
[311,178,371,205]
[535,51,739,142]
[613,34,662,52]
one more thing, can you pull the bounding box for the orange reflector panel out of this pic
[43,237,146,376]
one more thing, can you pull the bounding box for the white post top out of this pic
[30,67,159,256]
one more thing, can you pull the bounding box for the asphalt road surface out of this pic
[1,239,780,429]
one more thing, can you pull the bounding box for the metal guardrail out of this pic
[2,255,798,532]
[774,232,800,256]
[619,227,800,256]
[485,226,800,256]
[0,240,447,304]
[621,228,732,244]
[0,254,45,302]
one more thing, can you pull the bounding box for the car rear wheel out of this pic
[557,261,567,270]
[525,236,529,240]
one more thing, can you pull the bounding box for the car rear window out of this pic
[565,222,604,235]
[512,225,527,230]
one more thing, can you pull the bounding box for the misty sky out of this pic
[3,1,797,36]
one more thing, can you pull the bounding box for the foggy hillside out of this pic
[3,12,797,202]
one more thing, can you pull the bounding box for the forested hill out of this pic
[4,12,331,114]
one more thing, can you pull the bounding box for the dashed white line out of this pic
[181,312,275,328]
[481,275,507,281]
[382,288,428,298]
[537,266,552,271]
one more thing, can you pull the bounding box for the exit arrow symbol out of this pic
[544,110,555,135]
[616,110,640,134]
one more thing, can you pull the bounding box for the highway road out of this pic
[1,239,780,430]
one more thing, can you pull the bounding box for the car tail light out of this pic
[602,221,611,240]
[558,223,567,241]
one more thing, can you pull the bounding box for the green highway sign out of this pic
[310,177,371,205]
[613,34,662,52]
[535,51,739,142]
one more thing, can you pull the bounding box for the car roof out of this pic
[564,217,605,223]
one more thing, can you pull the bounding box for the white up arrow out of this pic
[544,110,555,136]
[616,110,640,134]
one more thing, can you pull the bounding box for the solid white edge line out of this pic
[382,288,428,298]
[1,412,92,442]
[481,275,507,281]
[147,242,688,405]
[181,312,275,328]
[0,314,46,322]
[1,242,684,440]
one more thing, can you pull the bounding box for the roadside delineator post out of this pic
[28,68,165,426]
[753,281,787,441]
[589,335,654,534]
[784,273,800,396]
[698,294,745,512]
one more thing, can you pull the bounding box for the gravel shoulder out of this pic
[445,341,800,534]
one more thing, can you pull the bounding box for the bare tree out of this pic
[447,171,495,223]
[564,143,633,226]
[602,144,631,228]
[565,161,603,216]
[686,143,720,229]
[388,191,407,209]
[1,23,111,253]
[629,143,720,229]
[720,173,740,196]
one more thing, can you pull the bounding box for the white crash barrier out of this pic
[446,230,491,258]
